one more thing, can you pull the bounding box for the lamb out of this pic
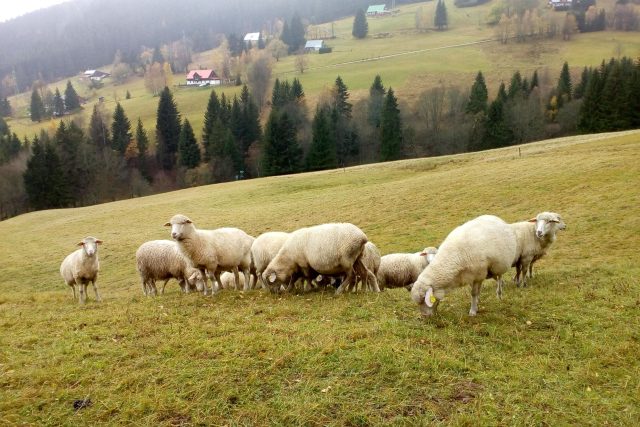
[251,231,290,290]
[165,214,254,294]
[377,246,438,291]
[263,223,380,294]
[219,271,248,289]
[347,242,382,292]
[411,215,517,317]
[510,212,566,287]
[135,240,206,296]
[60,236,103,305]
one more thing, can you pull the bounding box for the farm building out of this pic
[366,5,389,16]
[548,0,572,10]
[83,70,110,81]
[304,40,324,52]
[186,69,221,86]
[244,32,261,43]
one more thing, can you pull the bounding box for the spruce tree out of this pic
[64,80,81,110]
[135,118,151,181]
[0,97,11,117]
[88,105,110,150]
[261,111,302,176]
[530,70,539,92]
[578,68,602,133]
[352,8,369,39]
[55,121,92,206]
[24,137,68,209]
[368,75,386,127]
[202,89,221,150]
[379,88,403,161]
[557,62,572,106]
[239,85,261,154]
[508,71,523,99]
[497,82,508,103]
[111,102,132,154]
[288,13,306,53]
[481,98,513,149]
[306,106,337,171]
[30,88,45,122]
[466,71,488,114]
[291,78,305,100]
[600,62,629,131]
[155,86,181,170]
[434,0,448,31]
[334,76,352,119]
[280,21,291,47]
[178,119,201,169]
[53,88,65,116]
[574,67,590,100]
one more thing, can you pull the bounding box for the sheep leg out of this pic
[242,269,251,292]
[469,281,482,316]
[70,284,77,300]
[513,262,522,286]
[496,276,504,300]
[213,271,223,295]
[528,262,534,279]
[76,280,86,305]
[91,280,102,302]
[335,268,356,295]
[231,267,240,291]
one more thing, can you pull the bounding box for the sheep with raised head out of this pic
[263,223,379,294]
[377,246,438,291]
[411,215,517,317]
[60,236,103,304]
[510,212,566,287]
[135,240,206,296]
[165,214,255,294]
[251,231,290,290]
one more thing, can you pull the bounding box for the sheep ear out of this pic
[185,219,192,224]
[188,272,198,281]
[424,287,436,308]
[95,239,103,245]
[164,222,171,227]
[76,241,85,247]
[528,217,537,223]
[268,272,277,283]
[419,252,427,256]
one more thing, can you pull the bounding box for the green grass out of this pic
[5,0,640,142]
[1,130,639,424]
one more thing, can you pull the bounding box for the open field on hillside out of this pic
[5,0,640,142]
[1,131,639,425]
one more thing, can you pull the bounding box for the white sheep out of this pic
[251,231,290,290]
[135,240,206,296]
[511,212,566,287]
[165,214,254,294]
[377,246,438,291]
[411,215,517,317]
[60,236,103,305]
[345,242,382,292]
[263,223,379,294]
[219,271,248,289]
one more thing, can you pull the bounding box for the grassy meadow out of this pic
[5,0,640,142]
[1,130,639,425]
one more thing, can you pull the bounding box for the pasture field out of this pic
[5,0,640,142]
[1,130,639,425]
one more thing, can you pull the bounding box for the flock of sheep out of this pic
[60,211,566,316]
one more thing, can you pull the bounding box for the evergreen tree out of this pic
[530,70,539,92]
[379,88,403,161]
[508,71,523,99]
[306,106,337,171]
[261,110,302,176]
[24,137,69,209]
[574,66,590,100]
[178,119,201,169]
[434,0,448,30]
[135,118,151,180]
[111,102,132,154]
[239,85,261,155]
[288,13,307,53]
[202,89,221,152]
[54,121,92,206]
[578,68,602,133]
[53,88,65,116]
[155,86,181,170]
[333,76,352,119]
[0,97,11,117]
[497,82,508,103]
[64,80,81,110]
[291,78,305,100]
[481,98,513,149]
[352,8,369,39]
[88,104,110,150]
[557,61,572,106]
[30,88,45,122]
[280,20,291,47]
[368,75,386,127]
[600,62,629,131]
[223,128,243,177]
[466,71,488,114]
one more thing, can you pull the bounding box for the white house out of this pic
[186,69,221,86]
[83,70,110,81]
[366,5,388,16]
[243,32,261,42]
[304,40,324,52]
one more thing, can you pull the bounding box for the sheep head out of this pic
[77,236,102,257]
[165,214,194,241]
[411,273,445,317]
[529,212,566,240]
[419,246,438,264]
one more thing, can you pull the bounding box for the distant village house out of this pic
[548,0,572,10]
[304,40,324,52]
[366,5,389,16]
[243,32,261,45]
[186,69,221,86]
[83,70,110,81]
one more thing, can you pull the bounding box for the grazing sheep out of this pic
[251,231,290,290]
[377,246,438,291]
[219,271,248,289]
[60,236,103,304]
[135,240,206,296]
[511,212,566,287]
[165,214,254,294]
[411,215,517,317]
[346,242,382,292]
[263,223,379,294]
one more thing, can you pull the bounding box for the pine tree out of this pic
[379,88,403,161]
[261,110,302,176]
[0,97,11,117]
[30,88,45,122]
[466,71,488,114]
[578,68,602,133]
[88,104,110,150]
[280,20,291,47]
[111,102,132,154]
[223,128,243,177]
[530,70,539,92]
[306,106,337,171]
[334,76,352,119]
[178,119,201,169]
[55,121,92,206]
[202,90,221,153]
[64,80,81,111]
[574,66,590,100]
[497,82,508,103]
[288,13,306,53]
[481,97,513,149]
[508,71,523,99]
[352,8,369,39]
[239,85,261,155]
[557,61,572,106]
[155,86,181,170]
[368,75,386,127]
[53,88,65,116]
[291,78,305,100]
[600,62,629,131]
[434,0,448,31]
[135,118,151,181]
[24,137,69,209]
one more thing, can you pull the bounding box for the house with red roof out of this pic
[186,69,221,86]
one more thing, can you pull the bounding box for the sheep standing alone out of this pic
[251,231,290,290]
[135,240,206,296]
[60,236,103,305]
[165,214,254,294]
[377,246,438,290]
[263,223,380,294]
[411,215,517,317]
[511,212,566,287]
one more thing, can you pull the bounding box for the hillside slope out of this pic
[0,131,639,424]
